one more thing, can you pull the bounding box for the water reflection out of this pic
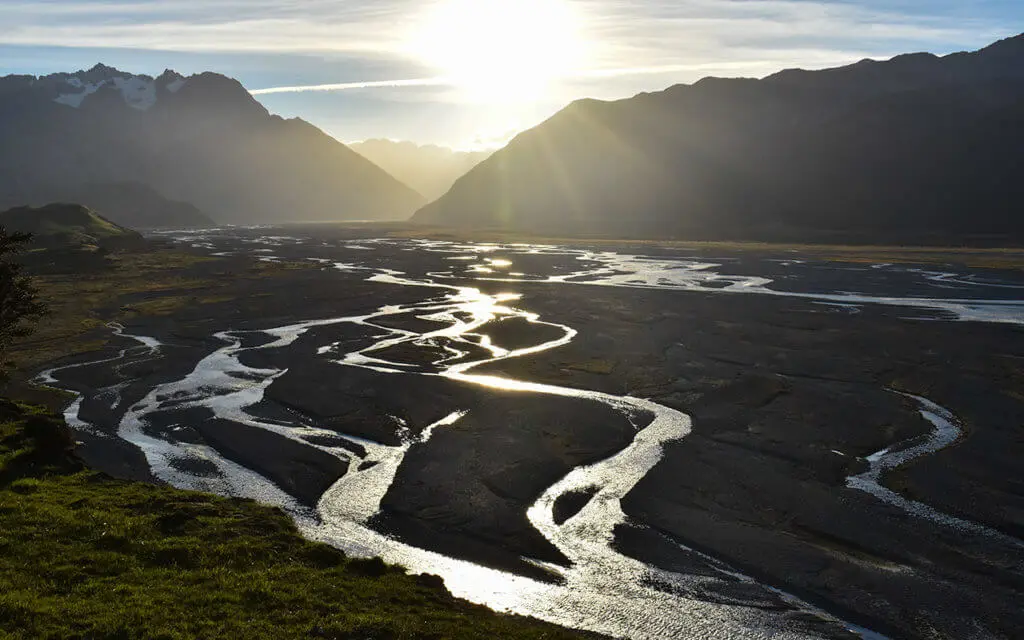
[51,233,975,639]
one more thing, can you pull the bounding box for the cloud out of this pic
[245,62,798,96]
[579,0,1010,69]
[251,77,451,95]
[1,0,1012,63]
[0,0,418,54]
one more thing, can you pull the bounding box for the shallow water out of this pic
[847,393,1023,550]
[44,232,1024,639]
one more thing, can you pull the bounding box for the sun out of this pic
[410,0,589,103]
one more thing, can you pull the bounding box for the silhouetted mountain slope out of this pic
[0,65,425,225]
[10,182,213,230]
[416,34,1024,243]
[351,139,491,201]
[0,203,144,249]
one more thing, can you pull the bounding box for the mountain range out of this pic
[350,140,491,201]
[0,65,424,226]
[415,34,1024,244]
[6,34,1024,242]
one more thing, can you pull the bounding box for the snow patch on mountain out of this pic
[113,76,157,110]
[54,83,102,108]
[54,75,158,111]
[43,65,194,111]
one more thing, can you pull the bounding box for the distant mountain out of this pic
[351,140,491,201]
[12,182,213,230]
[416,34,1024,244]
[0,65,425,225]
[0,203,144,249]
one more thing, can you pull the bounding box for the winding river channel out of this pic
[40,231,1024,639]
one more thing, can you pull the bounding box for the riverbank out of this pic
[472,277,1024,638]
[0,239,599,639]
[11,228,1024,639]
[0,400,594,639]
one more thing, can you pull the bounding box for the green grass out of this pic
[28,213,123,240]
[0,204,139,246]
[7,248,313,373]
[0,401,588,640]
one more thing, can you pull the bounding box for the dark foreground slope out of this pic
[0,401,588,639]
[0,65,424,225]
[416,34,1024,244]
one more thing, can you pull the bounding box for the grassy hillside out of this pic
[0,239,589,639]
[0,400,587,639]
[44,182,215,230]
[0,203,144,249]
[5,247,248,374]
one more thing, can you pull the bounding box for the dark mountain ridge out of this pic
[415,34,1024,244]
[0,65,425,225]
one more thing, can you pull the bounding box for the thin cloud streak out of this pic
[251,77,450,95]
[1,1,1009,62]
[246,58,865,95]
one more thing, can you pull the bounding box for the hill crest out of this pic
[0,203,145,249]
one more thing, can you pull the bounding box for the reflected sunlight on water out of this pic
[47,232,981,639]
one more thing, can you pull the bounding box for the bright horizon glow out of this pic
[407,0,590,103]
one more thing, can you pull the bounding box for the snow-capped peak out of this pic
[49,65,188,111]
[113,76,157,110]
[157,69,188,94]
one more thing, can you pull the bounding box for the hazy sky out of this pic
[1,1,1020,149]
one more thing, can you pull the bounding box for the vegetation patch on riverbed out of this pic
[0,400,588,639]
[380,223,1024,270]
[6,245,313,378]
